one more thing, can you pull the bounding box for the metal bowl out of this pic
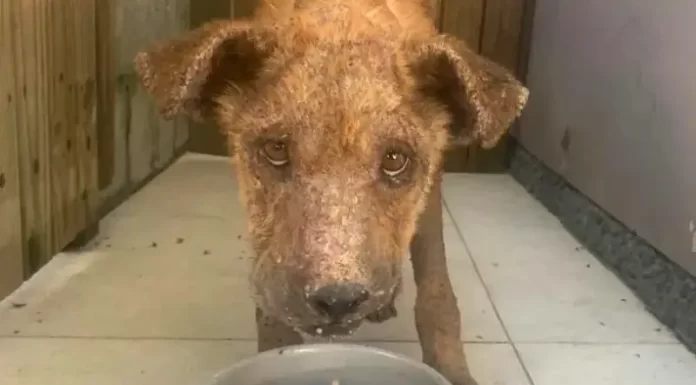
[210,343,453,385]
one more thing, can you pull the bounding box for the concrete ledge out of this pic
[509,142,696,353]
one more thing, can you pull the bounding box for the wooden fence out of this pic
[0,0,533,298]
[438,0,535,172]
[1,0,100,295]
[0,0,190,298]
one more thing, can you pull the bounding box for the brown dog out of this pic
[134,1,528,384]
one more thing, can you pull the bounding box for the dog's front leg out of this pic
[410,174,478,385]
[255,307,304,352]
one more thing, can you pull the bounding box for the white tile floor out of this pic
[1,153,696,385]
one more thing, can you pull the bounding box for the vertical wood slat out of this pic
[49,0,68,255]
[13,0,52,272]
[0,0,26,297]
[36,0,53,265]
[58,0,99,250]
[99,0,190,213]
[96,0,117,189]
[56,0,74,252]
[189,0,232,156]
[440,0,485,49]
[440,0,532,173]
[174,2,191,150]
[3,0,189,290]
[83,0,101,230]
[468,0,529,172]
[6,0,100,277]
[232,0,257,18]
[480,0,526,72]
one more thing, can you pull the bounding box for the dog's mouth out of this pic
[300,318,364,337]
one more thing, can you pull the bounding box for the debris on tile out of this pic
[599,321,606,326]
[586,264,591,268]
[150,242,158,248]
[203,250,211,255]
[10,302,26,309]
[12,330,19,334]
[176,237,185,244]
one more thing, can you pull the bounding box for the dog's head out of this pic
[134,3,527,335]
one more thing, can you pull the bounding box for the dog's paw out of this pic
[366,303,397,323]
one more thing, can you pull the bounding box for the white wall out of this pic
[518,0,696,274]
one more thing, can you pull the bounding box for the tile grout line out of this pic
[443,198,538,385]
[0,333,679,345]
[0,334,510,344]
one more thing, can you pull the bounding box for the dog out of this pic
[134,1,528,384]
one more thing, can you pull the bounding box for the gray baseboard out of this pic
[509,142,696,353]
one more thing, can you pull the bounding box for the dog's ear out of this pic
[406,34,529,149]
[134,20,277,121]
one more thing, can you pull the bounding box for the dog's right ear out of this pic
[134,20,277,121]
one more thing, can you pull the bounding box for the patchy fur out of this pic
[134,1,528,384]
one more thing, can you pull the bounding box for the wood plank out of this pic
[480,0,526,72]
[515,0,536,81]
[439,0,484,172]
[232,0,257,19]
[192,0,230,24]
[465,0,528,173]
[174,1,191,152]
[101,0,190,206]
[52,0,76,253]
[13,0,52,274]
[152,0,181,168]
[35,0,54,261]
[189,0,231,156]
[96,0,117,189]
[440,0,485,49]
[99,75,132,203]
[174,117,190,151]
[127,81,157,184]
[0,0,26,298]
[73,0,100,241]
[155,116,176,169]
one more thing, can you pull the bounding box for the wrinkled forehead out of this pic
[250,40,425,162]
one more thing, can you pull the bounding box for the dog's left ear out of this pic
[406,34,529,149]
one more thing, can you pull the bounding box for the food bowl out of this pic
[210,343,453,385]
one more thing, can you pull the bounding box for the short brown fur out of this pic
[135,1,528,384]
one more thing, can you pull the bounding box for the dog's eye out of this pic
[381,150,410,177]
[261,141,289,166]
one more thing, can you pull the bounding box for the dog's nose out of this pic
[309,283,370,319]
